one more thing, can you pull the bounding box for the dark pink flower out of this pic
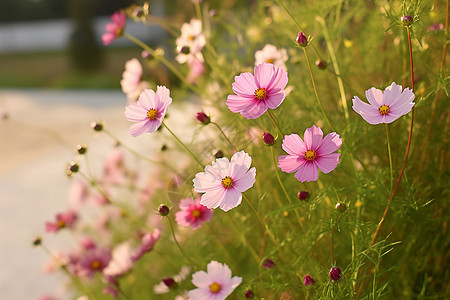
[226,62,288,119]
[278,125,342,182]
[175,197,213,229]
[102,12,126,46]
[78,247,111,278]
[45,210,78,232]
[103,243,134,277]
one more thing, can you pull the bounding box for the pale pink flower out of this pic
[101,148,126,184]
[278,125,342,182]
[102,11,126,46]
[176,19,206,64]
[186,59,206,84]
[153,266,191,294]
[120,58,151,103]
[352,82,415,125]
[193,150,256,212]
[104,242,134,277]
[255,44,288,71]
[175,197,213,229]
[188,260,242,300]
[45,210,78,232]
[124,86,172,137]
[68,179,89,209]
[131,229,161,262]
[78,247,111,278]
[226,62,288,119]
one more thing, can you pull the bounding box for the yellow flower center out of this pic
[209,282,222,294]
[91,260,101,270]
[57,220,66,228]
[147,108,158,120]
[191,209,201,218]
[188,35,195,42]
[221,176,233,189]
[378,104,390,115]
[265,58,274,64]
[304,149,317,161]
[254,88,267,100]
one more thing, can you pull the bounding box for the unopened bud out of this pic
[68,161,79,173]
[32,236,42,246]
[297,191,309,201]
[401,15,414,26]
[262,132,275,146]
[245,289,255,298]
[315,60,326,70]
[141,50,151,59]
[296,32,308,47]
[179,46,190,54]
[214,150,224,158]
[329,267,342,281]
[162,277,176,288]
[77,144,88,155]
[262,258,275,269]
[335,202,347,212]
[196,112,210,125]
[303,275,315,286]
[91,121,103,132]
[158,204,170,216]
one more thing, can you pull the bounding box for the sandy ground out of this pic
[0,89,202,299]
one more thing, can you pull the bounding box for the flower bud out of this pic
[401,15,414,26]
[245,289,255,298]
[315,60,326,70]
[141,50,151,59]
[262,132,275,146]
[179,46,190,54]
[297,191,309,201]
[158,204,170,216]
[161,144,168,152]
[162,277,176,288]
[329,267,342,281]
[68,161,79,173]
[214,150,224,158]
[91,121,103,132]
[196,112,210,125]
[262,258,275,269]
[77,144,88,155]
[296,32,308,47]
[335,202,347,212]
[32,236,42,246]
[303,275,315,286]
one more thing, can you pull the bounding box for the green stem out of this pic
[194,1,202,21]
[224,213,260,263]
[385,124,393,193]
[162,122,204,168]
[270,147,304,230]
[273,0,302,31]
[243,194,279,247]
[166,216,198,267]
[267,110,284,138]
[211,122,238,151]
[302,47,334,132]
[124,33,202,95]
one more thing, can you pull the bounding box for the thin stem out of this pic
[242,194,279,247]
[267,110,284,138]
[166,216,198,267]
[273,0,302,31]
[370,26,415,246]
[270,147,304,230]
[224,213,260,263]
[194,1,202,21]
[124,33,202,95]
[317,16,350,124]
[211,122,238,151]
[302,47,335,132]
[385,124,394,193]
[162,122,204,168]
[331,214,343,266]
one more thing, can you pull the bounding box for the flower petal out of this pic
[278,155,305,173]
[219,188,242,211]
[129,120,151,137]
[254,62,275,88]
[303,125,323,150]
[200,188,226,209]
[352,96,383,125]
[265,91,285,109]
[316,132,342,156]
[281,134,307,156]
[230,150,252,169]
[191,270,210,288]
[315,153,340,174]
[232,72,258,96]
[365,87,383,107]
[382,82,403,106]
[233,167,256,192]
[294,162,319,182]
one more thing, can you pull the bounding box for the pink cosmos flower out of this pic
[175,197,213,229]
[124,86,172,137]
[45,210,78,232]
[226,62,288,119]
[78,247,111,278]
[255,44,288,71]
[102,11,126,46]
[103,242,134,277]
[101,148,126,184]
[352,82,415,125]
[193,150,256,212]
[278,125,342,182]
[120,58,151,103]
[131,229,161,262]
[176,19,206,65]
[188,260,242,300]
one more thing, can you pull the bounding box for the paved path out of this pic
[0,89,201,299]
